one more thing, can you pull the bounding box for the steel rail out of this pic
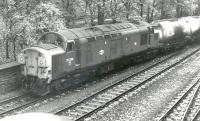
[53,47,200,121]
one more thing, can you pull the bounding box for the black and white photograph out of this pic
[0,0,200,120]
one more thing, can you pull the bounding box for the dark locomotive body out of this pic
[17,17,200,96]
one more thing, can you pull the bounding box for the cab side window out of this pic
[66,42,74,52]
[87,37,95,42]
[104,35,111,39]
[96,36,104,40]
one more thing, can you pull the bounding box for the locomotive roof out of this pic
[39,22,151,46]
[33,44,58,50]
[95,23,137,32]
[24,43,65,56]
[56,23,137,43]
[57,27,104,40]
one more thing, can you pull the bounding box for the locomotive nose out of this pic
[17,48,50,78]
[17,44,65,95]
[17,47,52,95]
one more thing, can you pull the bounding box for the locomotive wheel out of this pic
[96,63,114,75]
[38,84,50,96]
[31,80,51,96]
[50,80,64,93]
[22,77,29,90]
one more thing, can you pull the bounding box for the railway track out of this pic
[0,93,53,118]
[0,94,35,116]
[53,47,200,121]
[0,49,179,118]
[182,81,200,121]
[179,80,200,121]
[154,73,200,121]
[191,106,200,121]
[0,46,198,119]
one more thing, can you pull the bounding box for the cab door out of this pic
[64,40,78,72]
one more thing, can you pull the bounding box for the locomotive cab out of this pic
[17,32,81,95]
[39,33,79,73]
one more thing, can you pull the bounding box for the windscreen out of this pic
[39,33,64,47]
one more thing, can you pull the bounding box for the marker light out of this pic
[38,56,46,67]
[17,53,25,64]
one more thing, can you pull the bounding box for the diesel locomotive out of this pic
[17,16,200,96]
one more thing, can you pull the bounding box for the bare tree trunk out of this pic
[146,6,150,23]
[88,2,95,26]
[160,0,165,19]
[4,1,9,59]
[61,0,74,27]
[149,0,155,22]
[84,0,88,25]
[176,0,181,18]
[98,0,105,25]
[126,13,129,19]
[176,5,181,18]
[6,38,9,59]
[121,0,131,20]
[13,36,17,61]
[13,40,16,60]
[198,0,200,15]
[140,0,143,17]
[97,4,103,25]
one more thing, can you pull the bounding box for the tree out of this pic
[0,1,65,60]
[60,0,76,27]
[150,0,156,21]
[108,0,123,22]
[0,0,25,60]
[193,0,200,15]
[84,0,97,26]
[25,2,66,44]
[197,0,200,15]
[139,0,144,17]
[97,0,106,25]
[121,0,133,19]
[160,0,166,19]
[0,0,43,60]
